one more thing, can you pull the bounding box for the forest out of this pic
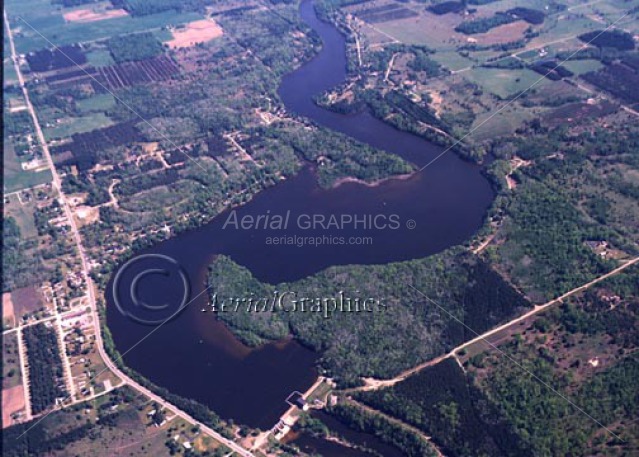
[579,30,635,51]
[26,45,86,73]
[326,403,438,457]
[207,252,531,386]
[357,359,530,457]
[24,323,66,414]
[107,32,164,63]
[473,307,639,455]
[455,12,518,35]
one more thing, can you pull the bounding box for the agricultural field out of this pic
[321,0,639,146]
[5,0,202,54]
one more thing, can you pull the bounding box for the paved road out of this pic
[4,10,254,456]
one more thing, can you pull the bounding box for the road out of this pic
[351,255,639,391]
[16,327,33,421]
[4,10,254,456]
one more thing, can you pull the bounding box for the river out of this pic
[106,0,493,431]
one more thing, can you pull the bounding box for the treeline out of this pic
[428,1,465,16]
[455,12,517,35]
[579,30,635,51]
[24,323,66,414]
[107,32,164,63]
[356,359,530,457]
[2,418,94,457]
[111,0,206,16]
[529,60,574,81]
[26,45,86,72]
[327,403,438,457]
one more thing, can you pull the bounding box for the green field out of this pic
[3,141,51,193]
[563,59,604,76]
[43,112,113,140]
[3,59,18,87]
[4,194,39,239]
[85,49,115,67]
[463,67,551,99]
[76,93,116,113]
[5,0,202,54]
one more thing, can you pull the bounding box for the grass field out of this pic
[563,59,604,76]
[76,93,116,113]
[1,332,22,389]
[4,194,38,239]
[463,67,551,99]
[85,49,115,67]
[3,59,18,87]
[43,112,113,140]
[470,105,542,141]
[3,141,52,193]
[5,0,202,54]
[431,51,474,72]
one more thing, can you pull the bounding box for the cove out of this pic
[106,0,494,430]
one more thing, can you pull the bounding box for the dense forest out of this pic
[107,32,164,63]
[578,30,635,51]
[207,252,530,385]
[357,359,530,457]
[24,323,66,414]
[326,403,438,457]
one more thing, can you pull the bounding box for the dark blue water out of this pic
[106,0,494,430]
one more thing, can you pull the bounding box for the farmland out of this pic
[316,0,639,149]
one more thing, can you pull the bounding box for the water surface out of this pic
[106,0,493,429]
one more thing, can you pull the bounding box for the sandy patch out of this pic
[167,19,223,49]
[64,8,128,23]
[75,205,100,227]
[474,21,529,46]
[2,293,16,328]
[428,90,443,117]
[2,385,26,427]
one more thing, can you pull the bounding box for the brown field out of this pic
[167,19,223,49]
[2,385,26,428]
[11,286,46,321]
[63,8,128,23]
[2,293,16,328]
[472,21,529,46]
[75,205,100,227]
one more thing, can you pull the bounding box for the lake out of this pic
[106,0,493,430]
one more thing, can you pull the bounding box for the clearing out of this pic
[63,8,128,24]
[167,19,223,49]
